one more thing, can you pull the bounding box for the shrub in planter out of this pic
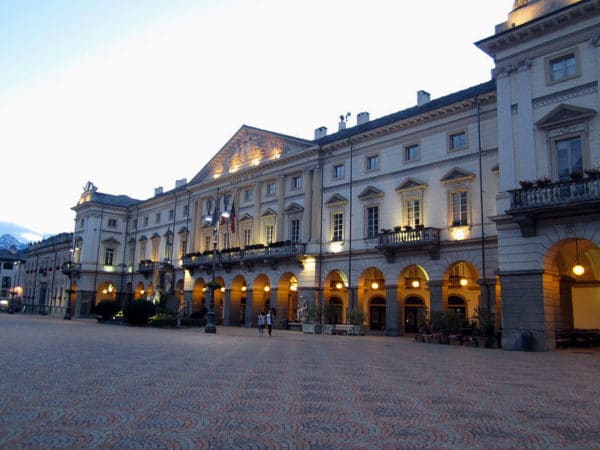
[95,300,119,321]
[123,299,156,325]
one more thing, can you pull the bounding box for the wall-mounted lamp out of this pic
[290,282,298,292]
[241,285,247,292]
[264,285,271,292]
[335,281,343,290]
[370,281,379,290]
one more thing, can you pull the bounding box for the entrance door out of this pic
[240,297,246,325]
[404,297,425,333]
[369,297,386,331]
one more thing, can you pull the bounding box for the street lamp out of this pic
[204,188,228,334]
[10,260,20,313]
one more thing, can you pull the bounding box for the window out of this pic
[266,183,276,196]
[155,213,161,224]
[333,213,344,241]
[108,218,117,228]
[549,52,577,82]
[556,136,582,181]
[292,175,302,190]
[143,217,149,226]
[80,218,85,228]
[290,219,300,243]
[104,248,114,266]
[406,200,421,227]
[366,155,379,171]
[223,194,232,210]
[333,164,345,179]
[265,224,274,244]
[204,236,211,252]
[451,191,468,226]
[182,205,189,217]
[243,229,251,247]
[449,131,467,151]
[366,206,379,239]
[404,144,420,162]
[244,189,254,202]
[168,209,174,220]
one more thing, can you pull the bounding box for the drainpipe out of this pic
[347,137,354,311]
[476,97,490,310]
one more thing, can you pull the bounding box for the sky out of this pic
[0,0,514,241]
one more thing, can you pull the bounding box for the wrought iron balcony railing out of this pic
[376,227,440,262]
[61,262,82,277]
[182,242,307,273]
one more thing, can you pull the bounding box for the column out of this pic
[276,175,286,242]
[516,59,536,181]
[311,166,322,243]
[245,289,255,327]
[495,68,516,213]
[428,280,444,313]
[252,182,263,243]
[222,289,231,326]
[302,168,314,242]
[385,286,400,336]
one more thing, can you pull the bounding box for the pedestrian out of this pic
[266,309,274,336]
[258,312,265,334]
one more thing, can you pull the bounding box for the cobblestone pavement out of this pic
[0,315,599,450]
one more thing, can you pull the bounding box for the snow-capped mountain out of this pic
[0,234,28,251]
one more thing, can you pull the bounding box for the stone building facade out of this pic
[23,0,600,350]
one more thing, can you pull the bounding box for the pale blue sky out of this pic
[0,0,513,240]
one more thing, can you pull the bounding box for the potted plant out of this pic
[519,180,533,189]
[348,308,366,335]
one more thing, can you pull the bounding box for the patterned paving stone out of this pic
[1,314,600,449]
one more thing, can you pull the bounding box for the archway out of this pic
[359,267,386,330]
[324,270,349,324]
[445,260,480,318]
[276,272,299,326]
[134,282,146,300]
[404,296,425,333]
[230,275,247,326]
[191,278,206,316]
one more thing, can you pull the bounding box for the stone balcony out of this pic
[376,227,441,262]
[507,177,600,236]
[182,242,307,273]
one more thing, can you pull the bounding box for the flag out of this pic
[211,205,219,227]
[220,209,227,226]
[230,200,236,234]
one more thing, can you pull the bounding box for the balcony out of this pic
[137,260,175,279]
[376,227,441,262]
[182,242,307,273]
[507,177,600,236]
[61,262,81,278]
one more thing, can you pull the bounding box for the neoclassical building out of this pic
[27,0,600,350]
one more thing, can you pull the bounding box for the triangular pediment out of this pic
[189,125,313,184]
[139,235,148,242]
[260,208,277,218]
[326,194,349,206]
[177,226,189,235]
[102,237,120,246]
[284,202,304,214]
[441,167,475,184]
[536,103,596,129]
[357,186,384,200]
[395,177,428,192]
[150,233,161,240]
[239,213,253,222]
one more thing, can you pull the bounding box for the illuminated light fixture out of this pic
[409,265,421,288]
[451,227,467,240]
[140,289,145,295]
[213,172,222,179]
[220,286,226,293]
[202,287,207,292]
[460,277,468,287]
[330,241,343,253]
[371,281,379,290]
[335,282,343,290]
[241,285,247,292]
[290,282,298,292]
[102,288,107,294]
[572,239,585,276]
[108,284,114,293]
[264,285,271,292]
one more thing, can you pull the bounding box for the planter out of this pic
[302,323,322,334]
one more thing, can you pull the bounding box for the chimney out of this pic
[338,119,346,131]
[357,111,370,125]
[314,126,327,139]
[175,178,187,188]
[154,186,163,196]
[417,90,431,106]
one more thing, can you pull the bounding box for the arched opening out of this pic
[369,297,386,332]
[191,278,206,316]
[404,296,425,333]
[324,270,349,324]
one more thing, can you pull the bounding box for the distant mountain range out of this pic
[0,222,45,250]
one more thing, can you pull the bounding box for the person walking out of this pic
[266,309,274,336]
[257,312,265,334]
